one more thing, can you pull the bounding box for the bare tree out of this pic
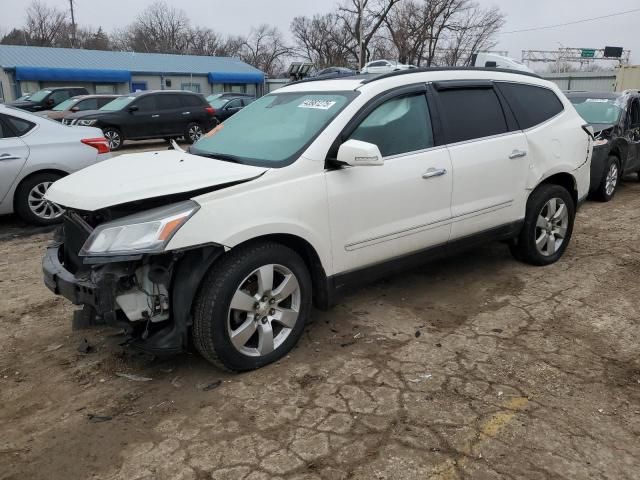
[291,13,356,69]
[123,0,191,53]
[24,0,68,47]
[337,0,403,68]
[238,25,292,76]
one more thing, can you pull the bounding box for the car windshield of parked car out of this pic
[192,91,356,165]
[209,98,229,109]
[53,98,78,111]
[570,97,623,125]
[207,94,222,103]
[27,89,51,102]
[100,96,135,111]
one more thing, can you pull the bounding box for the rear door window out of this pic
[498,82,564,129]
[348,93,434,157]
[437,88,508,143]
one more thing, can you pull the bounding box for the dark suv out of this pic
[209,96,255,123]
[567,90,640,201]
[63,90,216,150]
[8,86,89,112]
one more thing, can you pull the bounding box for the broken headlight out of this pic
[80,200,199,256]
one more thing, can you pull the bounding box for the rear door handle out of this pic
[151,114,160,118]
[182,112,191,115]
[422,168,447,179]
[509,150,527,159]
[0,154,21,161]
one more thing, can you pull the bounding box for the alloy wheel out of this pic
[605,163,618,196]
[227,264,301,357]
[535,198,569,256]
[104,130,121,149]
[28,182,64,220]
[188,125,203,142]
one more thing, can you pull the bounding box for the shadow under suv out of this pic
[63,90,216,150]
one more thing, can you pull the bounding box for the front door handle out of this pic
[422,168,447,179]
[182,112,191,115]
[0,154,21,161]
[509,149,527,159]
[151,114,160,118]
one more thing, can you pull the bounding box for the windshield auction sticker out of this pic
[298,99,337,110]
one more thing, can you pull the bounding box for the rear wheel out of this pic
[193,242,312,371]
[509,184,575,266]
[14,172,64,225]
[103,127,123,151]
[594,156,620,202]
[185,122,204,144]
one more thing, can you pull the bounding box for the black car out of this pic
[208,96,255,123]
[206,92,255,103]
[64,90,217,150]
[8,86,89,112]
[567,90,640,201]
[314,67,356,78]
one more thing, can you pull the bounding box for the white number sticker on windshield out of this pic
[298,99,337,110]
[585,98,609,103]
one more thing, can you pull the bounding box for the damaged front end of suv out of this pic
[43,201,225,353]
[43,199,225,353]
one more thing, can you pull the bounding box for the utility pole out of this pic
[358,0,364,69]
[69,0,77,48]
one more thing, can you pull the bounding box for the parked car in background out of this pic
[43,68,591,371]
[566,90,640,201]
[63,90,216,150]
[471,52,534,73]
[360,60,415,74]
[0,105,109,225]
[8,87,89,112]
[207,92,255,104]
[209,95,255,123]
[314,67,356,78]
[38,94,120,122]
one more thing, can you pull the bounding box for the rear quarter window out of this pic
[4,115,36,136]
[182,95,205,107]
[498,82,564,129]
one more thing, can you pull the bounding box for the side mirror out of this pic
[46,98,55,106]
[128,105,139,112]
[336,139,384,167]
[70,106,79,112]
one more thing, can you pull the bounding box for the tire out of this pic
[593,156,620,202]
[509,184,575,266]
[193,242,312,371]
[185,122,204,144]
[103,127,123,151]
[14,172,65,225]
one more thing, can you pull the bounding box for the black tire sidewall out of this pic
[14,172,63,225]
[597,156,620,202]
[519,184,575,266]
[194,243,312,371]
[103,128,122,151]
[185,122,203,144]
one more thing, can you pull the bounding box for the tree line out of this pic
[0,0,504,76]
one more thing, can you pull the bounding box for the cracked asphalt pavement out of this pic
[1,179,639,480]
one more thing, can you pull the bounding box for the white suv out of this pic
[43,68,592,371]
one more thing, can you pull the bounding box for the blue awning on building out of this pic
[208,71,265,84]
[14,66,131,83]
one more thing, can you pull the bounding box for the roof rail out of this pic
[360,66,541,84]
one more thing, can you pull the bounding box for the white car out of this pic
[0,105,110,225]
[361,59,414,74]
[43,68,591,371]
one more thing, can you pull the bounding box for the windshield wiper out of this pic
[191,149,244,164]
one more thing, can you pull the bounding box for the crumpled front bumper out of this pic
[42,244,118,318]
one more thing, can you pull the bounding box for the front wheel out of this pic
[594,156,620,202]
[193,242,312,371]
[510,184,575,266]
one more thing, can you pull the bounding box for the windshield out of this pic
[209,98,229,109]
[570,97,622,124]
[192,91,356,166]
[27,89,51,102]
[207,94,222,102]
[53,98,78,111]
[100,96,135,111]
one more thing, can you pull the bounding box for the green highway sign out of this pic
[581,49,596,58]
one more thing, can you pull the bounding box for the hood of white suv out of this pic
[46,150,268,211]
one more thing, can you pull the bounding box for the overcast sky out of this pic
[0,0,638,64]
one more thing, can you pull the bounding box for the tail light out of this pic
[81,137,110,154]
[205,106,216,116]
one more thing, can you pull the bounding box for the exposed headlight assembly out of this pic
[77,119,98,126]
[80,201,199,256]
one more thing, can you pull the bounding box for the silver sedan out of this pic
[0,104,110,225]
